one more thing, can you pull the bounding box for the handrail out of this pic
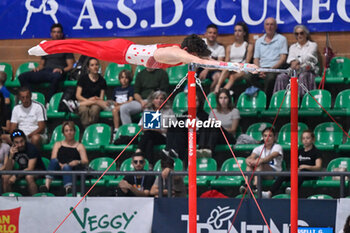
[0,170,349,197]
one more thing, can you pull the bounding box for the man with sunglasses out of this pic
[117,152,155,197]
[2,129,45,195]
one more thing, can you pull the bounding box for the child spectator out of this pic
[112,69,134,141]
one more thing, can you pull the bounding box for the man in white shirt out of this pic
[8,87,47,149]
[199,24,225,91]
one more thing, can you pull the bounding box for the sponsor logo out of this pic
[143,111,221,129]
[0,207,21,233]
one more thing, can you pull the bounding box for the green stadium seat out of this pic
[0,62,13,86]
[81,123,111,151]
[32,192,55,197]
[166,64,188,85]
[108,157,149,187]
[307,194,333,199]
[235,193,258,198]
[87,157,117,186]
[9,93,16,110]
[210,157,246,187]
[299,90,331,117]
[153,158,184,171]
[315,157,350,188]
[272,194,290,199]
[8,62,38,87]
[236,90,266,117]
[104,63,132,86]
[46,92,67,119]
[2,192,22,197]
[277,122,308,150]
[43,124,80,151]
[203,92,217,114]
[184,157,217,186]
[234,122,272,151]
[329,89,350,116]
[314,122,343,151]
[31,92,46,105]
[261,90,292,117]
[105,123,140,152]
[131,65,146,85]
[172,92,187,115]
[316,57,350,84]
[339,130,350,152]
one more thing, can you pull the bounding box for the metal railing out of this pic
[0,170,349,198]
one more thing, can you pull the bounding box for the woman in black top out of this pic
[40,121,88,194]
[76,57,108,128]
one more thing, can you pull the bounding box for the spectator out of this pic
[150,157,186,197]
[0,72,11,132]
[0,131,10,174]
[2,129,45,195]
[199,24,226,91]
[111,69,134,141]
[246,17,288,103]
[240,127,283,193]
[0,92,10,133]
[261,130,322,198]
[39,121,88,194]
[5,86,47,149]
[116,152,155,197]
[19,23,75,101]
[214,22,254,93]
[75,57,108,128]
[136,90,176,166]
[198,88,240,158]
[273,25,318,97]
[0,71,11,105]
[120,68,169,125]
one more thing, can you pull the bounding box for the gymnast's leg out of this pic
[28,39,134,64]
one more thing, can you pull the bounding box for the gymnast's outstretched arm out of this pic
[154,46,258,72]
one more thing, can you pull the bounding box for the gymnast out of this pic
[28,34,258,72]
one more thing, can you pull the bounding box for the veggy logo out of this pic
[143,111,161,129]
[0,207,21,233]
[71,207,137,233]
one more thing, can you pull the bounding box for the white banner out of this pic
[335,198,350,233]
[0,197,153,233]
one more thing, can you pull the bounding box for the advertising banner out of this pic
[0,197,153,233]
[152,198,337,233]
[335,198,350,233]
[0,0,350,39]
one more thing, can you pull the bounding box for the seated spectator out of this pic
[3,86,47,149]
[339,215,350,233]
[198,24,225,91]
[150,157,186,197]
[0,131,10,177]
[241,127,283,193]
[112,69,134,141]
[19,23,74,101]
[120,68,169,126]
[136,90,176,167]
[246,17,288,103]
[116,152,155,197]
[262,130,322,198]
[76,57,108,128]
[0,92,10,133]
[214,22,254,94]
[2,129,45,195]
[273,25,318,97]
[0,72,12,132]
[0,71,11,106]
[39,121,88,194]
[198,88,240,157]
